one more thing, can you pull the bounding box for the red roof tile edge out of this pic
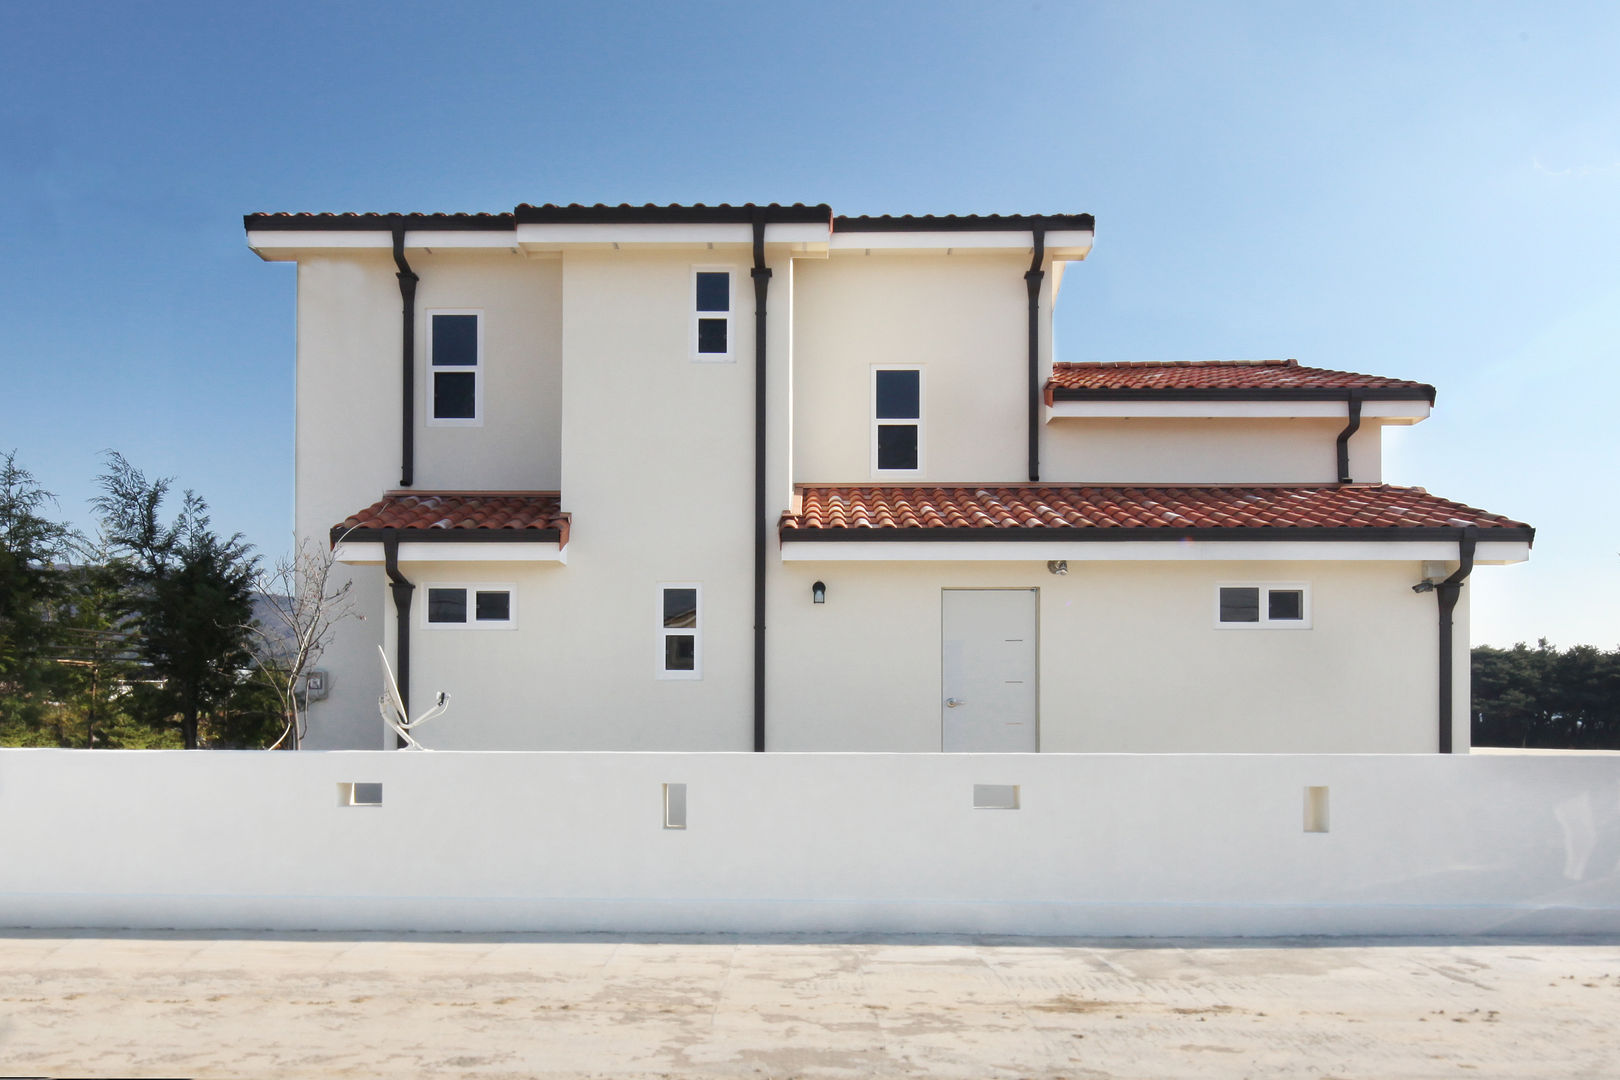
[780,484,1532,540]
[332,493,569,548]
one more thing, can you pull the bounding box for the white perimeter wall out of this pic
[1,750,1614,937]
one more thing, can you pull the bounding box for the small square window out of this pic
[433,371,477,420]
[877,425,919,470]
[1268,589,1304,621]
[1219,587,1260,623]
[695,272,730,312]
[1216,584,1310,629]
[427,588,467,624]
[875,369,920,419]
[697,318,728,354]
[431,314,479,366]
[475,590,511,622]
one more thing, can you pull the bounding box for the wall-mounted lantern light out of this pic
[1046,560,1069,576]
[811,580,827,604]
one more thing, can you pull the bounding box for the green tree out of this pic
[0,452,73,738]
[1472,640,1620,749]
[93,453,259,749]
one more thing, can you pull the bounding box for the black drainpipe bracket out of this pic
[1025,223,1047,483]
[1434,527,1478,755]
[1335,389,1365,484]
[392,220,420,488]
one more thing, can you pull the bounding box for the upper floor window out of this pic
[692,269,733,360]
[872,366,923,476]
[429,310,481,424]
[658,584,701,678]
[1215,583,1310,629]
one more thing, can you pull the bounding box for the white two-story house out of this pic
[245,203,1532,754]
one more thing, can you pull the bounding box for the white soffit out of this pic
[1046,400,1432,422]
[515,221,830,251]
[828,229,1093,257]
[246,230,523,259]
[780,540,1530,564]
[334,542,567,564]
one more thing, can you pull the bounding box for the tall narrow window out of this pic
[429,311,481,424]
[658,584,701,679]
[692,269,732,360]
[872,366,923,475]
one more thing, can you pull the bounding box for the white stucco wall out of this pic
[2,750,1613,936]
[292,250,565,748]
[792,253,1037,483]
[547,248,758,749]
[768,558,1459,753]
[1041,417,1384,484]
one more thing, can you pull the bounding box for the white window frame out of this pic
[657,582,702,680]
[1214,582,1312,630]
[421,583,517,630]
[690,267,735,362]
[871,365,924,478]
[426,308,484,426]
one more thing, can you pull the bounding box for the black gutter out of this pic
[331,527,562,546]
[392,220,419,488]
[1335,390,1364,483]
[1049,386,1436,404]
[1026,225,1046,482]
[1435,530,1477,754]
[751,212,772,754]
[781,525,1536,544]
[381,531,414,722]
[835,213,1095,233]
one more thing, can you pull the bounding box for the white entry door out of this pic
[941,589,1038,752]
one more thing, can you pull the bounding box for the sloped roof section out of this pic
[781,485,1532,542]
[514,202,832,224]
[1046,360,1434,402]
[332,492,568,546]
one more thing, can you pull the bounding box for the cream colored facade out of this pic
[250,206,1522,754]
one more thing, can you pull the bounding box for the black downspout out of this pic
[1335,389,1364,483]
[392,220,419,488]
[1025,224,1047,482]
[1435,529,1477,754]
[751,212,772,753]
[382,531,414,746]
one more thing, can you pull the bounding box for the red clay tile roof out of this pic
[782,485,1531,541]
[332,493,568,546]
[1045,359,1434,401]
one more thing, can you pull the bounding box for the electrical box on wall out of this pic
[300,670,330,702]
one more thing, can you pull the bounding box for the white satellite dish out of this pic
[377,645,450,750]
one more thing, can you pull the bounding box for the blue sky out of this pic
[3,1,1617,647]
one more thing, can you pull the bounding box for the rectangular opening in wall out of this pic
[1304,786,1329,832]
[663,783,687,829]
[973,784,1020,810]
[338,782,383,807]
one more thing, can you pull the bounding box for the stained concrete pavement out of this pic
[1,931,1617,1078]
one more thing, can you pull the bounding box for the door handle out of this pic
[944,697,966,708]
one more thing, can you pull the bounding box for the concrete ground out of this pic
[1,932,1617,1079]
